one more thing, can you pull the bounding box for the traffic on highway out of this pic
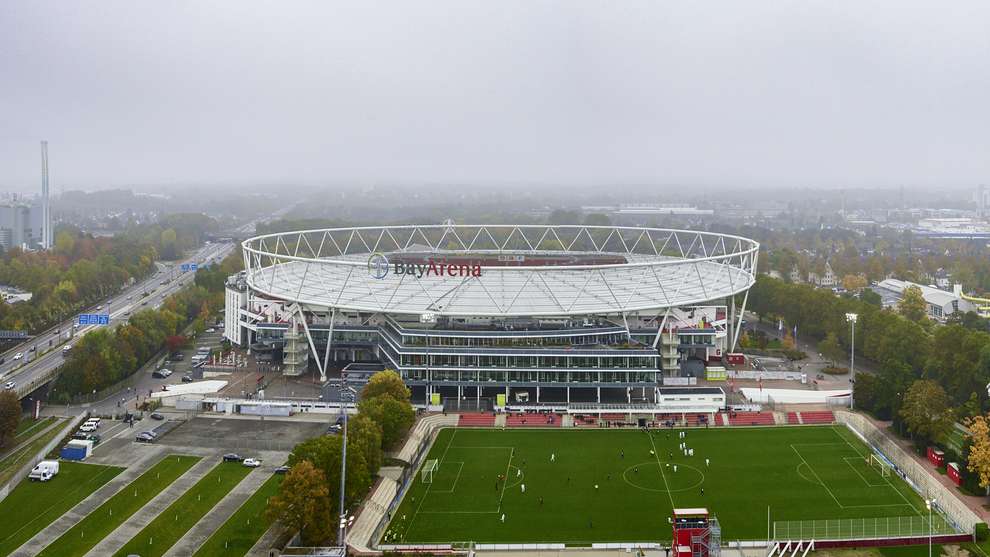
[0,241,234,398]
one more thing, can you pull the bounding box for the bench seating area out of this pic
[787,412,801,424]
[800,410,836,424]
[458,413,496,427]
[506,413,561,427]
[728,411,775,426]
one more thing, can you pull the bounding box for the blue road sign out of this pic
[181,263,199,272]
[78,314,111,326]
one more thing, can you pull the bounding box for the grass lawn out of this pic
[0,420,71,487]
[114,461,252,557]
[0,461,124,556]
[386,426,936,544]
[37,454,201,557]
[193,473,282,557]
[12,416,57,442]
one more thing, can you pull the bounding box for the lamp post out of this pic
[337,372,356,548]
[845,313,858,410]
[926,498,935,557]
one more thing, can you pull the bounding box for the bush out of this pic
[975,522,988,541]
[821,366,849,375]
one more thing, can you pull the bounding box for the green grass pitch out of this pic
[384,425,932,544]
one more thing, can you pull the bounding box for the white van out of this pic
[28,460,59,481]
[85,417,101,427]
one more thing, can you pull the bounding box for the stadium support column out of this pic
[567,386,570,404]
[321,308,337,383]
[536,385,540,403]
[596,387,600,403]
[730,291,749,352]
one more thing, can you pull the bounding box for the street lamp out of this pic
[926,498,936,557]
[845,313,858,409]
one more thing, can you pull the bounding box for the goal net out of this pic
[869,454,892,477]
[422,459,438,483]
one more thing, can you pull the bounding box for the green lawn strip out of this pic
[114,461,252,557]
[0,420,71,487]
[386,425,936,544]
[193,474,282,557]
[37,455,201,557]
[13,417,57,442]
[0,461,124,556]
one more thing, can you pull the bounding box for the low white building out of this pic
[876,279,974,320]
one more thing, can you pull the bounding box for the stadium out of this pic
[222,224,982,553]
[224,224,759,409]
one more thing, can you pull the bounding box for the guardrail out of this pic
[0,413,84,503]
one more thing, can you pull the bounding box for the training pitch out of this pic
[383,425,934,544]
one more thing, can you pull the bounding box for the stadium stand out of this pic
[506,413,561,427]
[787,412,801,425]
[458,412,496,427]
[799,410,836,424]
[728,411,775,426]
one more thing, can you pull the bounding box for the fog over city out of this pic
[1,1,989,190]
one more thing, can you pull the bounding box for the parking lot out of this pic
[157,415,327,452]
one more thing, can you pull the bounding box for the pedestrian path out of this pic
[81,454,218,557]
[10,448,168,557]
[163,465,274,557]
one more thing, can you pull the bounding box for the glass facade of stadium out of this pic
[226,276,728,405]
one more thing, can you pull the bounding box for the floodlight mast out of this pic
[845,313,858,409]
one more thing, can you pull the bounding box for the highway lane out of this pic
[1,242,235,398]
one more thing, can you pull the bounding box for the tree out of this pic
[266,460,334,545]
[165,335,188,353]
[361,370,410,402]
[817,332,845,367]
[841,274,867,292]
[965,413,990,491]
[859,289,882,307]
[357,395,415,449]
[899,286,928,322]
[0,391,20,448]
[781,330,795,350]
[899,380,954,445]
[348,414,384,475]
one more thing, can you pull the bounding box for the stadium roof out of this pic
[242,225,759,317]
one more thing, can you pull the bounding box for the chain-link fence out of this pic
[836,411,981,534]
[774,514,955,541]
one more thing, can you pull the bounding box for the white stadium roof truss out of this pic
[242,225,759,317]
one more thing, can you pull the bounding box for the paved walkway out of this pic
[866,414,990,524]
[81,453,220,557]
[163,463,275,557]
[10,447,170,557]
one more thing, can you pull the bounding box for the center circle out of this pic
[622,461,705,493]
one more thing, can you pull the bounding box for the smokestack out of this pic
[41,141,52,250]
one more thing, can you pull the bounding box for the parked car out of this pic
[85,417,101,427]
[274,465,291,475]
[205,328,216,333]
[141,430,158,438]
[242,458,262,468]
[135,432,155,443]
[3,381,15,390]
[79,423,97,433]
[13,353,23,360]
[326,424,342,434]
[150,412,164,420]
[222,453,243,462]
[181,375,194,383]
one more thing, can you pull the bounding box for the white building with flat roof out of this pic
[876,279,974,320]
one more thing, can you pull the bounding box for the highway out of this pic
[0,241,235,399]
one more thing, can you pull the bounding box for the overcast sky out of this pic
[1,1,988,191]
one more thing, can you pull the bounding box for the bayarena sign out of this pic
[368,252,483,280]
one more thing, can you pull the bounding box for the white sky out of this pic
[1,1,988,190]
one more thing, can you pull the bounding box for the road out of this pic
[0,242,235,399]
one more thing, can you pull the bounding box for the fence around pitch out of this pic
[774,515,955,541]
[835,411,981,535]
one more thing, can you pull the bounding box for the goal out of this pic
[869,454,892,477]
[422,459,439,483]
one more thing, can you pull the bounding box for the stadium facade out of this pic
[224,224,758,406]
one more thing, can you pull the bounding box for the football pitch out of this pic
[384,425,935,544]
